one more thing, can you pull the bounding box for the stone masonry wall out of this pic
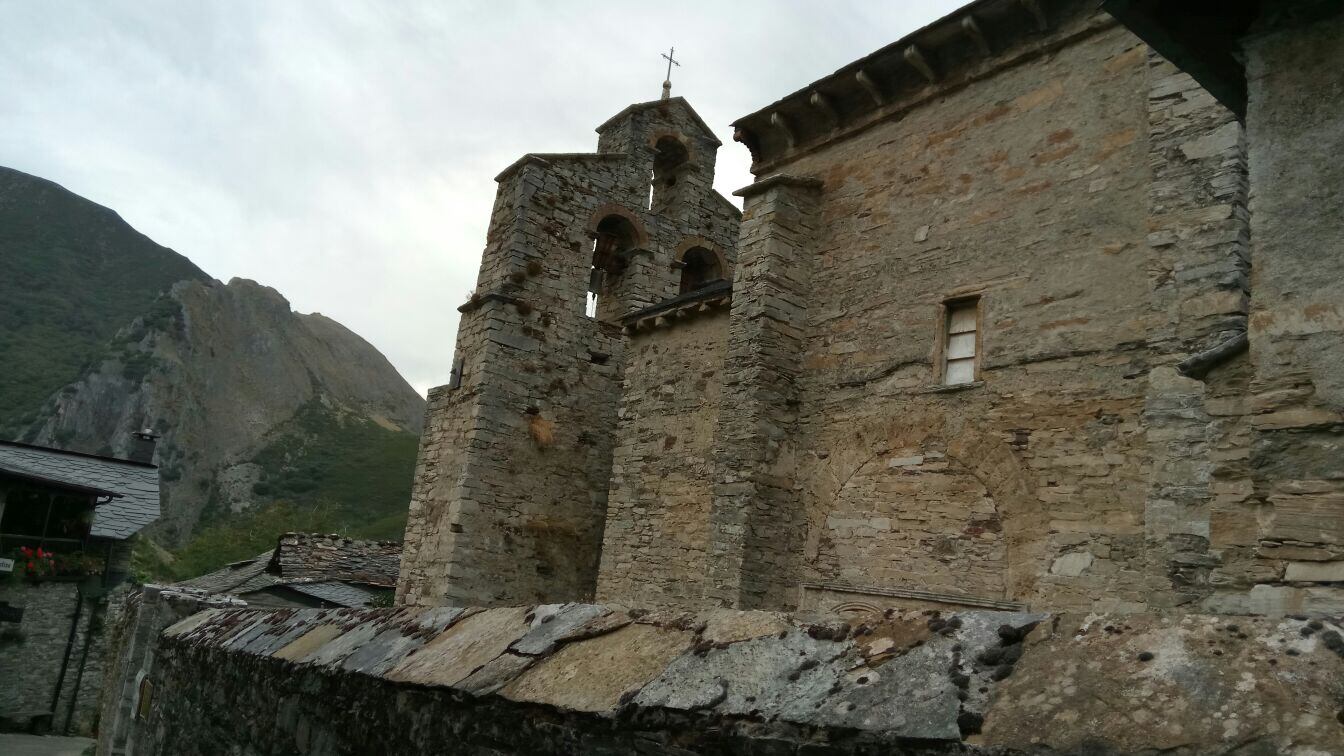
[0,579,107,735]
[705,176,822,610]
[1140,54,1254,612]
[135,604,1344,755]
[96,585,244,756]
[399,98,740,608]
[402,1,1337,621]
[1231,7,1344,616]
[597,309,729,608]
[710,13,1267,616]
[751,21,1159,613]
[397,157,633,608]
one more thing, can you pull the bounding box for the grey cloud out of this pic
[0,0,965,396]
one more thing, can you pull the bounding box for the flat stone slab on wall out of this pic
[142,604,1344,755]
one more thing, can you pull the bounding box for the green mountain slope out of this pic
[145,400,419,581]
[0,166,209,429]
[2,166,427,582]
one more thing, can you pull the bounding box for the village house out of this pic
[0,434,160,736]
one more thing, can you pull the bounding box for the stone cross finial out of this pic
[661,47,680,100]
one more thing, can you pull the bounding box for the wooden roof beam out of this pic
[808,90,840,129]
[1020,0,1048,32]
[904,45,938,84]
[854,68,885,107]
[770,111,798,151]
[961,16,992,56]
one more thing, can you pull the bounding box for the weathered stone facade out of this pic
[0,529,141,737]
[720,1,1254,616]
[397,97,740,608]
[1233,4,1344,615]
[0,580,111,735]
[400,0,1344,619]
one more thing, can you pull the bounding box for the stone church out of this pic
[398,0,1344,621]
[107,2,1344,754]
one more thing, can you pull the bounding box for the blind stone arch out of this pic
[799,417,1045,605]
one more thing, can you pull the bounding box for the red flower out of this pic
[20,547,32,557]
[26,561,34,570]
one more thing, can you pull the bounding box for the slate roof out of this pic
[0,440,160,539]
[283,580,384,607]
[175,552,273,594]
[273,532,401,587]
[622,279,732,324]
[174,533,400,608]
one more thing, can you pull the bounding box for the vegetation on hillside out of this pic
[139,399,419,581]
[0,167,422,585]
[0,167,207,431]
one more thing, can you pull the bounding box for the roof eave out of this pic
[730,0,1112,171]
[0,467,122,499]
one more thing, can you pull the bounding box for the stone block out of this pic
[1285,561,1344,583]
[502,621,692,712]
[1049,551,1094,577]
[1178,122,1242,160]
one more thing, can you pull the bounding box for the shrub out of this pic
[528,415,555,448]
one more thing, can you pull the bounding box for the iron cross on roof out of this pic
[660,47,680,100]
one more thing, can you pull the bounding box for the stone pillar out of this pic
[1240,7,1344,614]
[705,174,821,610]
[1140,52,1252,608]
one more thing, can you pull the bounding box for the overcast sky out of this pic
[1,0,964,396]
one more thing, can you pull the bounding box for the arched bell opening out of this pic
[678,246,723,294]
[588,214,640,320]
[649,135,690,212]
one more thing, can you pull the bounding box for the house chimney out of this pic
[130,428,160,465]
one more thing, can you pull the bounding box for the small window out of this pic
[136,677,154,721]
[448,357,465,390]
[942,298,980,385]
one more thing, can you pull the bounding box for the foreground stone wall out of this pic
[136,604,1344,755]
[96,585,244,756]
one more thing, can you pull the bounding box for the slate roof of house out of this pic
[175,552,274,594]
[273,532,401,587]
[0,440,160,539]
[174,532,400,608]
[283,580,384,607]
